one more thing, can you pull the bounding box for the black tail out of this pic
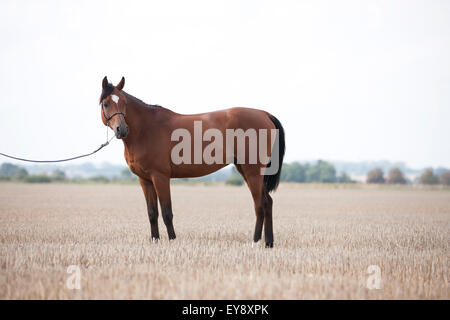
[263,114,285,193]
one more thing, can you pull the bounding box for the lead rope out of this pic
[0,127,115,163]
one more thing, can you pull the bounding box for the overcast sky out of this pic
[1,0,449,169]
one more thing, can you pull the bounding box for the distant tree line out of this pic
[2,161,449,186]
[279,160,354,183]
[0,163,137,184]
[366,167,450,185]
[226,160,355,186]
[226,162,450,186]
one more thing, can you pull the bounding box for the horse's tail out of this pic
[263,114,285,193]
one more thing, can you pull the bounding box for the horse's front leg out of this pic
[139,177,159,241]
[152,173,176,240]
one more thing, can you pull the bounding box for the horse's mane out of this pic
[123,91,162,110]
[100,83,161,109]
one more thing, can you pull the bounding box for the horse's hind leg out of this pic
[152,173,176,240]
[238,167,265,245]
[237,164,274,248]
[139,177,159,241]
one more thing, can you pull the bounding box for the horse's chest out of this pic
[127,161,137,174]
[126,158,138,174]
[126,156,147,178]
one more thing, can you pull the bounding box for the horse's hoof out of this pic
[151,237,159,243]
[252,241,260,248]
[265,242,273,248]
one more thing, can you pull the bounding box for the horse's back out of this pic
[172,107,274,131]
[226,107,275,131]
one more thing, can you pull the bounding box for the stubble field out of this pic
[0,183,449,299]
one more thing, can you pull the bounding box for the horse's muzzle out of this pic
[115,126,129,139]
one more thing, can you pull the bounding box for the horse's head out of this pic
[100,76,129,139]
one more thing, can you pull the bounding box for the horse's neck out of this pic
[121,92,172,150]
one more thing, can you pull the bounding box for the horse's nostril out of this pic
[116,127,120,133]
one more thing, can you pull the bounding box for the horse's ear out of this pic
[102,76,108,89]
[116,77,125,91]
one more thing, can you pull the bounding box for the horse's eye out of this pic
[103,102,109,108]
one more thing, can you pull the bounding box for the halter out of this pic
[102,99,126,125]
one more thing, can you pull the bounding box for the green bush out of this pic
[281,160,338,183]
[225,169,244,186]
[337,172,355,183]
[281,162,307,182]
[89,175,110,183]
[420,169,439,185]
[387,167,407,184]
[0,175,11,181]
[440,171,450,186]
[366,168,385,184]
[24,175,52,183]
[0,163,28,180]
[119,167,137,181]
[52,169,66,182]
[305,160,336,183]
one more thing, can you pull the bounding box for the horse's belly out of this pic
[170,163,229,178]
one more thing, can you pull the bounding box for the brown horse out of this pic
[99,76,285,248]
